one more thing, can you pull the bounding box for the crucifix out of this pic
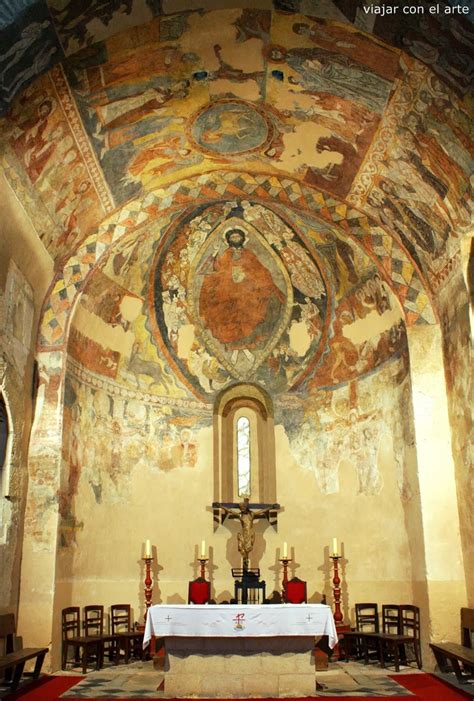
[213,498,280,569]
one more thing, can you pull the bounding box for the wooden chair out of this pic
[376,604,422,672]
[110,604,143,664]
[232,568,266,604]
[188,578,211,604]
[0,613,48,691]
[234,578,266,604]
[343,603,379,663]
[83,605,116,667]
[284,577,307,604]
[381,604,401,634]
[61,607,102,673]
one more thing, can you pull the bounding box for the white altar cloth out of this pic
[143,603,337,649]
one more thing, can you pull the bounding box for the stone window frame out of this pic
[213,383,277,506]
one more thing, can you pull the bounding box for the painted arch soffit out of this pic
[37,171,437,352]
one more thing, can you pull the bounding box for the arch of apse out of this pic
[38,170,437,352]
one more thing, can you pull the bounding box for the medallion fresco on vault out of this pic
[189,100,272,156]
[152,202,328,397]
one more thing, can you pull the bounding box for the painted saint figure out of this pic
[198,228,285,351]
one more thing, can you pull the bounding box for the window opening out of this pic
[236,415,251,497]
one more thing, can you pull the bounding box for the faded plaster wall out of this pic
[0,172,53,614]
[55,354,417,635]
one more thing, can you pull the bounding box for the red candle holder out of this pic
[142,556,153,622]
[197,557,208,580]
[279,557,292,602]
[331,555,343,624]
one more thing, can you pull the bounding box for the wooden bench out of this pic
[429,607,474,684]
[0,613,48,691]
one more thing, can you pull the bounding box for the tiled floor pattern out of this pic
[58,660,426,698]
[60,661,163,698]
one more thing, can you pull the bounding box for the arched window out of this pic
[213,384,276,506]
[236,415,251,497]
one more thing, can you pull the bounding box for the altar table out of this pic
[143,603,337,648]
[143,604,337,698]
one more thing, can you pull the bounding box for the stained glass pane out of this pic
[236,415,251,497]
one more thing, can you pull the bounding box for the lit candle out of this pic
[283,542,288,558]
[200,540,206,558]
[145,539,151,558]
[332,537,338,557]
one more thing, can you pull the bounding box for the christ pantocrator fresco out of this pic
[198,227,286,356]
[152,202,328,397]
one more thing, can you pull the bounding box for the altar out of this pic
[144,604,337,697]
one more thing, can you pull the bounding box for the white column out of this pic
[407,324,467,666]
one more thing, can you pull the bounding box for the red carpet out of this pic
[392,673,473,700]
[1,676,82,700]
[1,672,472,700]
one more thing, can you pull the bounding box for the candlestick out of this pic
[197,556,209,580]
[331,554,343,624]
[142,553,153,622]
[200,540,206,558]
[279,555,292,602]
[283,541,288,558]
[332,537,338,557]
[145,539,151,558]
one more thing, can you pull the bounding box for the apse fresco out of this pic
[62,188,411,411]
[1,0,470,114]
[0,0,63,114]
[59,375,210,539]
[2,73,110,260]
[359,3,473,97]
[349,60,472,284]
[47,0,161,55]
[279,355,414,501]
[190,100,272,156]
[152,201,329,396]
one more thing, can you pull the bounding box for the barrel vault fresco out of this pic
[0,8,470,293]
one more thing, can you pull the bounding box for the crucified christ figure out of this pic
[221,498,279,566]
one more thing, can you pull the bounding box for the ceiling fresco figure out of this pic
[198,228,285,359]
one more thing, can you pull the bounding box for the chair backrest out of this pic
[84,605,104,637]
[234,579,266,604]
[400,605,420,638]
[382,604,401,634]
[62,607,81,640]
[355,603,379,633]
[285,577,307,604]
[245,582,266,605]
[111,604,132,634]
[188,578,211,605]
[0,613,16,654]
